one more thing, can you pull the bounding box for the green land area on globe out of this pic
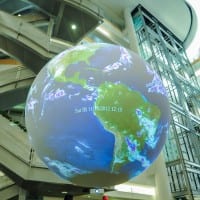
[25,43,169,187]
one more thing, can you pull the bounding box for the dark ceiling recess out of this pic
[52,3,101,44]
[29,0,102,44]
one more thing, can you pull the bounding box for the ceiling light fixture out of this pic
[61,191,68,194]
[96,26,110,37]
[0,171,4,176]
[71,24,77,30]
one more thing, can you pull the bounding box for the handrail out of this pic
[0,76,34,89]
[0,10,70,56]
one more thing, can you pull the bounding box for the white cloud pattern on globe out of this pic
[25,43,170,187]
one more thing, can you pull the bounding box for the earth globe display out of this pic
[25,43,170,187]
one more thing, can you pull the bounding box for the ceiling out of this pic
[0,0,196,43]
[91,0,195,45]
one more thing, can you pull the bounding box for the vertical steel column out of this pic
[18,187,27,200]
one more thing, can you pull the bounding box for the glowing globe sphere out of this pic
[25,43,170,187]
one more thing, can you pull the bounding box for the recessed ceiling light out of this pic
[61,191,68,194]
[10,122,17,126]
[71,24,77,30]
[0,171,4,176]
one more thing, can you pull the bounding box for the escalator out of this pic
[0,63,35,111]
[0,115,90,197]
[0,173,18,200]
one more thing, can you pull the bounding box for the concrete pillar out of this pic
[154,153,173,200]
[124,8,140,53]
[43,197,62,200]
[18,187,27,200]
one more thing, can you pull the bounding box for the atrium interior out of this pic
[0,0,200,200]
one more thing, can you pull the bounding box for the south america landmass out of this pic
[94,82,161,172]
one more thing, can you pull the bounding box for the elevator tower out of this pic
[132,5,200,200]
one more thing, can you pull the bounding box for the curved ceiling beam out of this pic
[0,11,70,72]
[0,34,48,110]
[185,0,200,60]
[0,11,69,110]
[0,35,49,74]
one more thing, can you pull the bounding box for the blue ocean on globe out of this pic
[25,43,170,187]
